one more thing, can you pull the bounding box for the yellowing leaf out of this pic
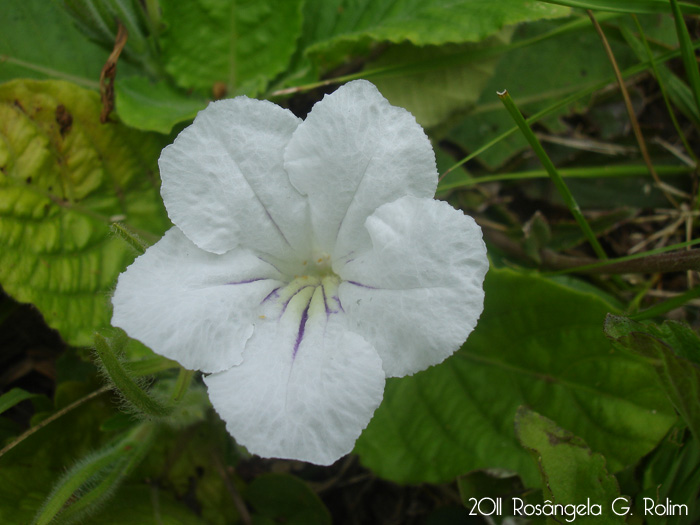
[0,80,170,346]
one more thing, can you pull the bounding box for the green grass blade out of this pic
[587,10,678,207]
[442,39,700,177]
[498,90,608,259]
[438,164,691,191]
[631,284,700,321]
[624,16,698,162]
[669,0,700,117]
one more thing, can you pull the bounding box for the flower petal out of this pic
[339,196,488,378]
[284,80,437,261]
[159,97,309,258]
[204,288,385,465]
[111,227,283,373]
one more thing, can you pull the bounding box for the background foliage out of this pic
[1,0,699,523]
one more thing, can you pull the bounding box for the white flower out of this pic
[111,80,488,465]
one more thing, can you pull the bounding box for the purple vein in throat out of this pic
[321,284,330,317]
[261,286,281,304]
[293,298,312,359]
[346,280,377,289]
[279,285,313,317]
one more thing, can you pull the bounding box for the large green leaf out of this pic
[355,268,675,486]
[0,0,107,87]
[299,0,568,68]
[158,0,305,96]
[370,30,511,128]
[515,407,624,525]
[605,315,700,442]
[0,79,170,346]
[283,0,568,88]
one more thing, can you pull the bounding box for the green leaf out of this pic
[515,407,624,524]
[247,473,332,525]
[298,0,569,71]
[158,0,305,96]
[370,30,511,128]
[115,76,207,134]
[355,268,675,486]
[643,321,700,365]
[605,315,700,442]
[0,0,106,87]
[0,387,42,416]
[0,79,170,346]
